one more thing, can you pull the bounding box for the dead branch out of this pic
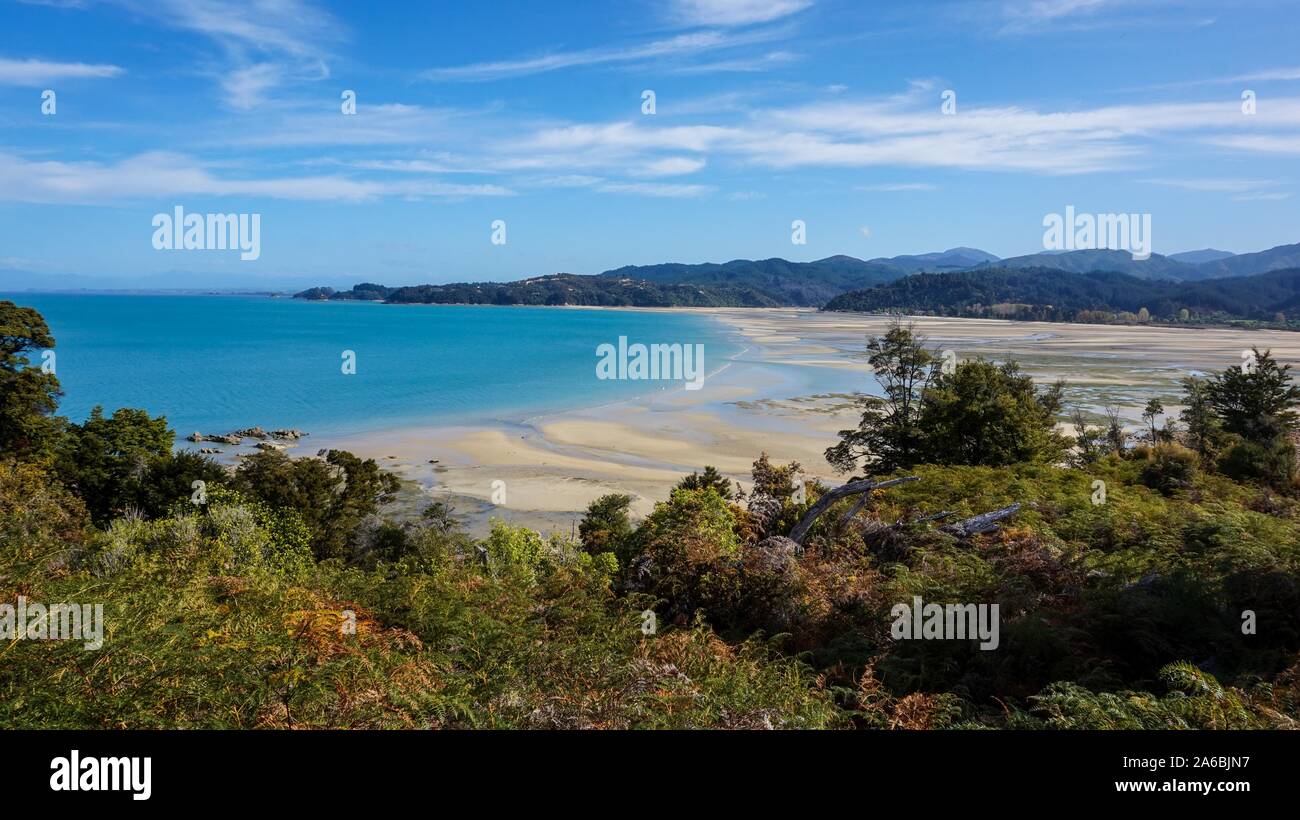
[939,503,1022,538]
[789,475,919,544]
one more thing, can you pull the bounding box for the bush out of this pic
[1137,443,1198,495]
[1219,436,1297,490]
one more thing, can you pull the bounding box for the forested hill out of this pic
[293,244,1300,311]
[295,273,783,308]
[296,256,911,308]
[821,266,1300,325]
[597,255,906,306]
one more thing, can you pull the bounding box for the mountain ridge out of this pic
[286,240,1300,312]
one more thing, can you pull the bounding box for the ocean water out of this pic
[4,294,743,438]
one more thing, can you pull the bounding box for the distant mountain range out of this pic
[294,241,1300,313]
[973,243,1300,282]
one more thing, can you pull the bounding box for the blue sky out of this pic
[2,0,1300,289]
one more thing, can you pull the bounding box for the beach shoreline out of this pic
[294,309,1300,535]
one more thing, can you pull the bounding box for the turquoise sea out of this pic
[3,294,744,438]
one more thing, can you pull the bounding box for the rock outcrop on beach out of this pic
[187,427,309,446]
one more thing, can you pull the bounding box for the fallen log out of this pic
[939,503,1022,538]
[789,475,919,544]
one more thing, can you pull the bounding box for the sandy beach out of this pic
[309,309,1300,535]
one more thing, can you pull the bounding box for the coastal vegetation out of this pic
[823,267,1300,329]
[297,274,783,308]
[2,300,1298,729]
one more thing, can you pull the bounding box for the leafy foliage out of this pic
[3,300,1299,730]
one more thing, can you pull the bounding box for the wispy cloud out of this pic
[595,180,714,197]
[664,49,799,74]
[630,157,709,176]
[1006,0,1112,23]
[668,0,813,26]
[0,150,513,204]
[1208,134,1300,155]
[122,0,342,58]
[422,27,787,81]
[113,0,342,109]
[1143,177,1283,193]
[481,89,1300,179]
[1143,176,1292,201]
[219,103,484,147]
[221,63,282,111]
[1128,65,1300,91]
[1231,190,1293,201]
[857,182,937,191]
[0,56,123,85]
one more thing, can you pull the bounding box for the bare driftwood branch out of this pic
[894,509,955,529]
[789,475,919,544]
[939,503,1022,538]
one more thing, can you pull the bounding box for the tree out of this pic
[132,449,229,519]
[826,322,935,474]
[625,488,740,618]
[579,493,634,556]
[676,465,734,499]
[1070,406,1106,466]
[1179,376,1220,461]
[1203,349,1300,489]
[1206,348,1300,445]
[0,301,63,459]
[235,449,399,561]
[1104,405,1128,454]
[750,452,801,499]
[915,359,1068,467]
[1143,398,1164,442]
[54,406,175,524]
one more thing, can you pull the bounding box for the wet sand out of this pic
[313,309,1300,535]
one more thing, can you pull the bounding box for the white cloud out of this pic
[631,157,709,176]
[1230,67,1300,83]
[1232,191,1293,201]
[0,56,123,86]
[665,50,799,74]
[422,27,785,81]
[1006,0,1111,23]
[111,0,342,109]
[222,63,281,110]
[595,181,714,197]
[1209,134,1300,155]
[0,151,512,204]
[1143,177,1281,193]
[221,103,480,147]
[670,0,813,26]
[123,0,341,58]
